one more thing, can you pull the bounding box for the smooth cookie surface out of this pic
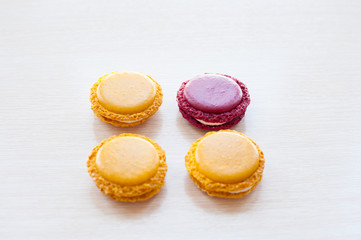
[97,71,156,114]
[184,74,242,113]
[96,136,159,186]
[195,131,259,184]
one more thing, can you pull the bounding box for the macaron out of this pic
[177,73,250,130]
[90,71,163,127]
[87,133,167,202]
[185,130,264,198]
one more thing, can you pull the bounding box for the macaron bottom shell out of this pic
[97,183,163,202]
[179,108,245,130]
[92,110,153,127]
[188,172,263,199]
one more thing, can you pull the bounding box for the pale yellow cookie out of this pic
[87,133,167,202]
[90,71,163,127]
[185,130,265,198]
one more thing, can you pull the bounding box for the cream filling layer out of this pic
[196,119,227,126]
[228,186,253,193]
[114,117,146,123]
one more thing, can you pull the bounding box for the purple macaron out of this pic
[176,73,250,130]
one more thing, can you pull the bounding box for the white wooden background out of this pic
[1,1,361,239]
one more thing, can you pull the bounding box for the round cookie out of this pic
[177,73,250,130]
[90,71,163,127]
[87,133,167,202]
[185,130,265,198]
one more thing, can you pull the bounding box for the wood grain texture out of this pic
[0,0,361,239]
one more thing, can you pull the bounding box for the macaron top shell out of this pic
[195,131,259,184]
[184,74,242,113]
[95,136,159,186]
[97,71,156,114]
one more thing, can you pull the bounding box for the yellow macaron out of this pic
[185,130,265,198]
[90,71,163,127]
[87,133,167,202]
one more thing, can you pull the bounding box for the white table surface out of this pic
[1,1,361,239]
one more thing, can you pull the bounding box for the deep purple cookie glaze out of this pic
[176,73,250,130]
[184,74,242,113]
